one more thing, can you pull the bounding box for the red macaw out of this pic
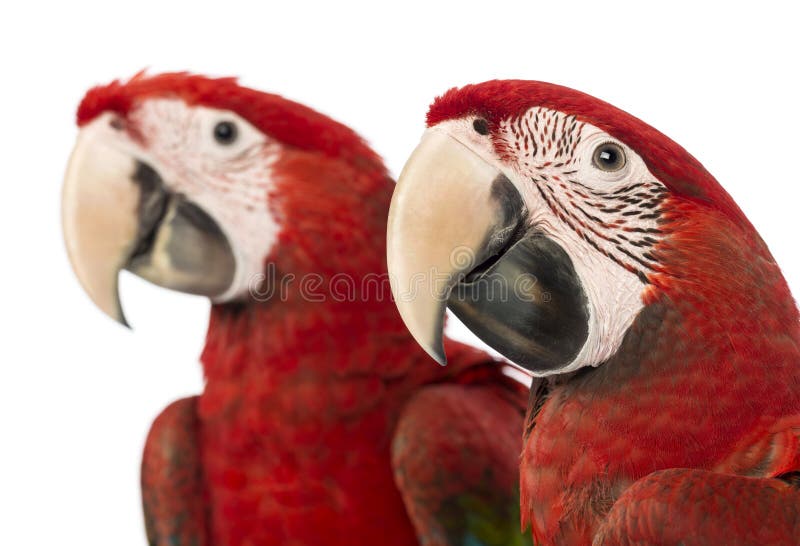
[386,79,800,545]
[62,73,531,546]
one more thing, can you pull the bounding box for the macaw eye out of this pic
[592,142,626,172]
[109,116,125,131]
[213,121,238,145]
[473,118,490,136]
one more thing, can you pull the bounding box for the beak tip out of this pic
[112,304,130,329]
[102,307,130,329]
[425,340,447,366]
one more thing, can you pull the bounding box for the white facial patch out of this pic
[126,99,282,302]
[438,110,668,376]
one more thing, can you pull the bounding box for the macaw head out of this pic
[387,80,784,376]
[64,72,389,325]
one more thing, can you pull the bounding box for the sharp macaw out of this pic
[387,79,800,545]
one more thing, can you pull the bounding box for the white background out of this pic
[2,1,799,544]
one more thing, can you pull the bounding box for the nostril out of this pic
[109,116,126,131]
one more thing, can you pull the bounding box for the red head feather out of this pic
[77,72,394,281]
[427,80,750,228]
[77,71,386,177]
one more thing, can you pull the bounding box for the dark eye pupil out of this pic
[592,143,626,171]
[473,118,489,135]
[599,149,617,164]
[213,121,238,145]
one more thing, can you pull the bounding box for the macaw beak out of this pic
[62,116,236,325]
[387,129,589,373]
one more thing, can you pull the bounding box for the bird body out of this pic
[388,79,800,545]
[524,201,800,542]
[165,298,504,545]
[65,73,529,546]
